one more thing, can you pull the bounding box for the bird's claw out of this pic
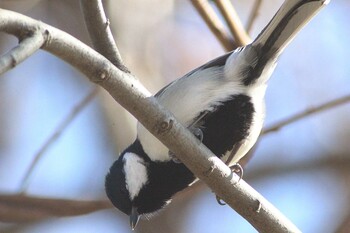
[230,163,243,183]
[189,127,203,143]
[168,151,181,163]
[216,195,226,205]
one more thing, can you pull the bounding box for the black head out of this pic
[105,140,196,227]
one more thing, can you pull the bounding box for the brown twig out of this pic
[263,94,350,135]
[0,194,112,222]
[190,0,237,51]
[18,88,99,193]
[246,0,262,34]
[80,0,129,72]
[215,0,251,46]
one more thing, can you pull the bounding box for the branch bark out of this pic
[0,8,300,233]
[80,0,129,72]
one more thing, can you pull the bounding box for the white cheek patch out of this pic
[123,152,148,200]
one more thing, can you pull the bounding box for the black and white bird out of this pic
[105,0,329,230]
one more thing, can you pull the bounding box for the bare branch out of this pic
[336,208,350,233]
[0,32,44,75]
[80,0,129,72]
[247,155,350,181]
[263,94,350,135]
[190,0,237,51]
[18,88,99,193]
[215,0,251,46]
[0,194,112,222]
[246,0,262,34]
[0,8,300,232]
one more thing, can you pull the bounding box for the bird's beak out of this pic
[130,206,140,230]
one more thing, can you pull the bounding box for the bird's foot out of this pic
[230,163,244,183]
[168,151,181,163]
[169,127,203,164]
[189,126,204,143]
[215,163,244,206]
[216,195,226,205]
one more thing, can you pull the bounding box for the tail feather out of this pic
[253,0,329,58]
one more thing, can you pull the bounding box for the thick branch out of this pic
[0,8,299,233]
[215,0,251,46]
[80,0,129,72]
[0,194,112,222]
[190,0,237,51]
[0,32,45,75]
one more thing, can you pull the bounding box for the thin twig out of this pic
[263,94,350,135]
[0,194,112,222]
[190,0,237,51]
[215,0,251,46]
[0,32,45,75]
[336,208,350,233]
[246,0,262,34]
[80,0,129,72]
[0,8,300,232]
[247,155,350,181]
[18,87,99,193]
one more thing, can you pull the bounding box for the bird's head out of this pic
[105,139,195,230]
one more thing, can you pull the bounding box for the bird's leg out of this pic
[215,143,244,206]
[230,163,244,182]
[189,126,204,143]
[169,111,208,163]
[215,163,244,206]
[168,150,182,163]
[168,127,204,163]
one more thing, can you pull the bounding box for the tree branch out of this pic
[79,0,129,72]
[263,94,350,135]
[246,0,262,34]
[215,0,251,46]
[18,87,99,193]
[0,31,45,75]
[0,8,300,232]
[190,0,237,51]
[336,208,350,233]
[0,194,112,222]
[247,155,350,181]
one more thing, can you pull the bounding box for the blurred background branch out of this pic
[190,0,237,51]
[214,0,251,46]
[0,194,112,222]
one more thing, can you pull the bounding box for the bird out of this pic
[105,0,329,230]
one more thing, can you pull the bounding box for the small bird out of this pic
[105,0,329,230]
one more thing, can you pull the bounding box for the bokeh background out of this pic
[0,0,349,232]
